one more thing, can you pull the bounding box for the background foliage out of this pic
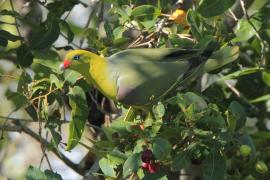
[0,0,270,179]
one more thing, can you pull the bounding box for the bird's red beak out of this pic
[60,59,72,70]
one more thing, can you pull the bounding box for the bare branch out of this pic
[0,125,22,132]
[4,119,82,174]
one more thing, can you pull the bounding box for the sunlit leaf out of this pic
[66,86,89,150]
[123,153,141,178]
[99,158,117,178]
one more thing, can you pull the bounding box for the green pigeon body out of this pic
[62,46,239,106]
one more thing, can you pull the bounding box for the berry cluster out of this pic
[141,149,160,173]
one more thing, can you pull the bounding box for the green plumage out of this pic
[63,46,239,106]
[107,47,238,105]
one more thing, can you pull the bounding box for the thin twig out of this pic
[0,74,19,80]
[0,115,103,132]
[31,87,60,102]
[0,116,67,123]
[88,91,110,114]
[60,32,81,49]
[128,39,155,48]
[9,0,22,39]
[79,2,99,48]
[224,80,240,97]
[239,0,268,66]
[0,125,23,132]
[9,119,81,174]
[224,80,258,111]
[83,157,101,178]
[228,8,238,21]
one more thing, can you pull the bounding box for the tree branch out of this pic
[3,119,82,175]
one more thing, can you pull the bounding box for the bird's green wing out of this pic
[109,48,202,63]
[108,47,239,106]
[108,48,208,106]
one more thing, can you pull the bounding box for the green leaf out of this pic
[169,34,195,48]
[50,74,61,89]
[131,5,160,19]
[113,26,127,39]
[198,0,235,17]
[104,21,114,39]
[203,151,226,180]
[99,158,117,178]
[16,44,34,67]
[0,30,22,41]
[227,101,246,131]
[187,10,202,40]
[170,92,208,112]
[48,126,62,151]
[26,166,46,180]
[44,170,62,180]
[17,71,32,93]
[31,20,60,50]
[232,18,262,42]
[152,137,171,160]
[172,151,191,171]
[123,153,141,178]
[66,86,89,150]
[60,20,74,43]
[26,166,62,180]
[143,171,168,180]
[152,102,165,118]
[110,117,134,134]
[33,50,61,74]
[198,115,226,128]
[253,131,270,139]
[6,91,29,110]
[131,5,161,29]
[250,94,270,103]
[107,149,127,166]
[217,67,261,82]
[116,5,132,22]
[262,71,270,87]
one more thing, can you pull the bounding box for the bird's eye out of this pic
[73,55,80,60]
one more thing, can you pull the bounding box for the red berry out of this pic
[141,162,149,169]
[148,163,159,174]
[141,149,153,163]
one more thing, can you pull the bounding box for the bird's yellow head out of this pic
[60,50,100,72]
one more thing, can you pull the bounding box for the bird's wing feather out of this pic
[108,48,201,63]
[109,48,209,106]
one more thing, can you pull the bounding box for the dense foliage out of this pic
[0,0,270,179]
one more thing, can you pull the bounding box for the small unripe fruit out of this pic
[255,161,268,174]
[141,149,153,163]
[240,145,252,157]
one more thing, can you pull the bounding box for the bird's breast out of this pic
[89,59,118,100]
